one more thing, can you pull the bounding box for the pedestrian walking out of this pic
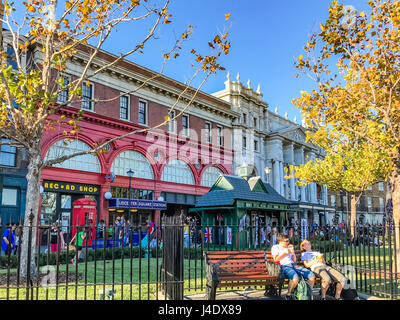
[1,224,16,256]
[50,222,65,252]
[70,226,86,265]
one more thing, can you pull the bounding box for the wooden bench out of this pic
[204,250,320,300]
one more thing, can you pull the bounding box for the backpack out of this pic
[293,278,313,300]
[340,279,360,300]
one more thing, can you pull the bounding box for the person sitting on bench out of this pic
[272,233,315,300]
[300,240,347,300]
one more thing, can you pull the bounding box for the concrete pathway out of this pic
[183,288,337,300]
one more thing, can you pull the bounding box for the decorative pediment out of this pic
[269,126,309,145]
[283,128,307,144]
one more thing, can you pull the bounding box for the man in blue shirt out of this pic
[2,224,16,255]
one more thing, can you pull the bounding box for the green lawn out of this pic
[1,244,399,300]
[0,257,207,300]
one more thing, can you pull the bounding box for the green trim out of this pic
[235,200,290,211]
[189,206,234,212]
[248,177,268,193]
[210,176,234,191]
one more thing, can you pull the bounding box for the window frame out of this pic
[1,188,18,207]
[81,81,94,111]
[367,197,372,209]
[57,75,71,105]
[242,132,247,149]
[168,110,177,134]
[0,139,17,167]
[120,95,130,121]
[205,122,212,144]
[138,100,148,125]
[217,126,224,147]
[181,114,189,137]
[330,195,336,207]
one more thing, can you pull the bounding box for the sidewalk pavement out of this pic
[182,288,380,300]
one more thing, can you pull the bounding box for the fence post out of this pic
[26,209,34,300]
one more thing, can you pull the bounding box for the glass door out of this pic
[60,195,72,241]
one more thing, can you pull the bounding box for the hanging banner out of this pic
[226,227,232,245]
[205,227,212,244]
[301,218,308,241]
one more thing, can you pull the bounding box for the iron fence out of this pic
[0,213,399,300]
[198,219,400,299]
[0,214,189,300]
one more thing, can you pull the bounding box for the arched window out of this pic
[111,150,153,179]
[161,160,194,185]
[45,139,101,173]
[200,166,223,187]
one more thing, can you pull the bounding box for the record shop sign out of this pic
[109,198,167,210]
[43,181,100,195]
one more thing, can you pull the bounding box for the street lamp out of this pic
[127,169,134,223]
[264,166,271,184]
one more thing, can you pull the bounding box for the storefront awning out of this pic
[194,175,291,210]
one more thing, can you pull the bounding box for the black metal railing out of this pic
[0,213,399,300]
[0,214,189,300]
[199,219,400,299]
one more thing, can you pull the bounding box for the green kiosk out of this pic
[189,168,292,250]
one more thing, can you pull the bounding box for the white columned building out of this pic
[212,74,334,225]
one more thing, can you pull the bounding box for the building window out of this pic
[161,159,194,185]
[0,139,17,167]
[205,122,212,144]
[343,195,348,206]
[168,111,176,133]
[6,45,18,70]
[1,188,18,206]
[367,197,372,209]
[243,113,247,124]
[57,76,69,104]
[111,150,154,180]
[254,139,258,151]
[45,139,101,173]
[111,187,154,200]
[82,82,94,110]
[379,197,384,212]
[378,182,384,191]
[138,100,147,125]
[120,96,129,120]
[242,132,247,149]
[254,117,258,128]
[330,195,336,207]
[217,126,223,146]
[367,185,372,191]
[182,115,189,137]
[201,166,223,187]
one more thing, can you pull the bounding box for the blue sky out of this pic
[100,0,370,122]
[13,0,370,121]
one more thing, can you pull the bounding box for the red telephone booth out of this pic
[72,198,97,247]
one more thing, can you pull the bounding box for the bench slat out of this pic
[207,259,266,264]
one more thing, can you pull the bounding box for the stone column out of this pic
[279,161,284,197]
[309,152,317,203]
[273,160,280,194]
[284,143,296,201]
[294,146,306,202]
[266,138,283,194]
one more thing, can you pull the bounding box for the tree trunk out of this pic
[350,194,357,239]
[390,170,400,275]
[19,151,43,278]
